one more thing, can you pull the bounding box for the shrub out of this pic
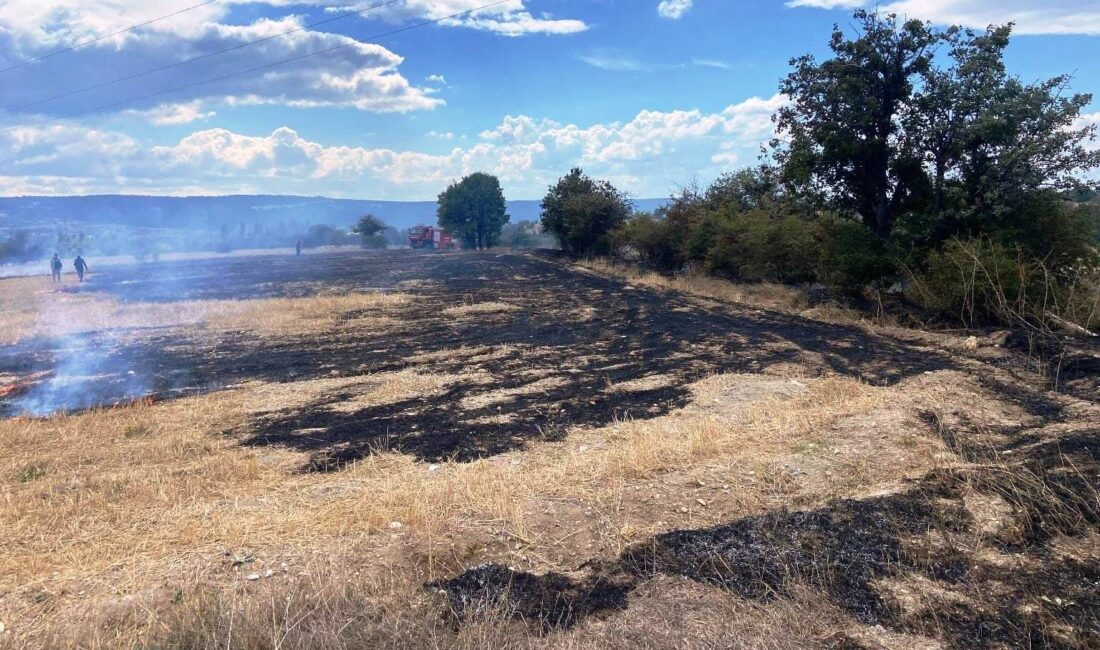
[613,214,683,271]
[541,168,632,257]
[814,216,896,293]
[909,238,1051,327]
[699,210,817,283]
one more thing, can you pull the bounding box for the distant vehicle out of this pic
[408,225,456,250]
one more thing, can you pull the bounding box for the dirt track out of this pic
[1,250,955,465]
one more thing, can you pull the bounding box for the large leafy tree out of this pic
[540,168,632,256]
[437,173,509,250]
[776,11,1099,245]
[776,11,939,239]
[907,25,1099,246]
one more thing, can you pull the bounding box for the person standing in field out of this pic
[73,255,89,282]
[50,254,63,283]
[296,240,302,256]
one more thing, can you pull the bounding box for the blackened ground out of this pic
[436,423,1100,648]
[2,250,955,464]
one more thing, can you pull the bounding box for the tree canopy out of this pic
[540,168,632,256]
[352,213,388,249]
[437,173,509,250]
[774,11,1099,242]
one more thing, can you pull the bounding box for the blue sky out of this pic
[0,0,1097,200]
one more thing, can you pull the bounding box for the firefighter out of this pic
[73,254,89,282]
[50,254,63,283]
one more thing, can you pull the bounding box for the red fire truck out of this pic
[408,225,456,250]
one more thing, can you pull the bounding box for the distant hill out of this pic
[0,195,670,232]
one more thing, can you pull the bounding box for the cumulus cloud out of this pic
[0,95,788,198]
[126,101,216,126]
[787,0,1100,36]
[880,0,1100,36]
[0,14,441,119]
[0,0,586,120]
[657,0,694,20]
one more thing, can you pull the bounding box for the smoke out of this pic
[3,260,204,418]
[9,331,153,417]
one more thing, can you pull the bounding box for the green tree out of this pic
[540,168,632,256]
[352,213,388,249]
[437,173,509,249]
[777,12,1099,246]
[908,25,1099,249]
[775,11,940,238]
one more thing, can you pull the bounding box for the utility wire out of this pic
[2,0,510,133]
[2,0,405,115]
[0,0,220,74]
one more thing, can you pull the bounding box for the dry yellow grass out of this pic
[0,371,886,612]
[575,259,809,313]
[0,275,408,343]
[442,302,520,317]
[0,268,954,647]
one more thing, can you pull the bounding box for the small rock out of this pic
[246,573,261,581]
[696,499,707,507]
[388,521,403,530]
[963,336,980,350]
[264,569,274,578]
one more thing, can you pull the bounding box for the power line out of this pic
[2,0,405,115]
[2,0,511,133]
[0,1,220,74]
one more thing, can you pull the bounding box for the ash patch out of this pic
[430,564,631,632]
[620,485,971,623]
[435,424,1098,647]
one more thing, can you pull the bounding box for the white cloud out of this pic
[0,1,586,44]
[657,0,694,20]
[691,58,731,70]
[880,0,1100,36]
[579,50,652,72]
[787,0,1100,36]
[0,95,788,198]
[0,14,442,119]
[426,74,448,85]
[0,1,586,120]
[579,50,736,73]
[785,0,861,9]
[127,101,216,126]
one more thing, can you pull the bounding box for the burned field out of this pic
[3,250,947,460]
[1,249,1097,649]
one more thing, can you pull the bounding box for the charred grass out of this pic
[0,251,1097,648]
